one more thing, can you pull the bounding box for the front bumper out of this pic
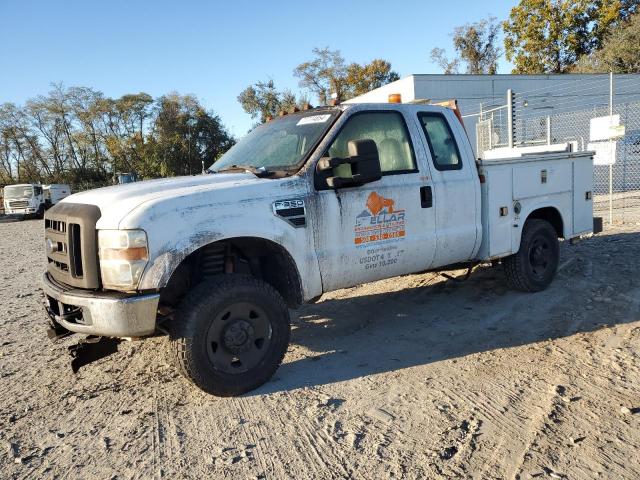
[42,272,160,337]
[6,208,36,215]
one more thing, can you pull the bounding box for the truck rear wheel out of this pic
[504,219,559,292]
[169,275,290,396]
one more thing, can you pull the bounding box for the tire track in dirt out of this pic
[235,395,283,478]
[19,353,140,480]
[259,389,352,479]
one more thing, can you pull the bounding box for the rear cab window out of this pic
[417,113,462,171]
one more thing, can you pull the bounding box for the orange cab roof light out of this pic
[388,93,402,104]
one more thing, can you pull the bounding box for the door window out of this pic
[418,113,462,171]
[327,111,416,175]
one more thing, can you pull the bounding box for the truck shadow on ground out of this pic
[251,231,640,396]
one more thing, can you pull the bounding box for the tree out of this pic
[430,48,460,74]
[294,47,348,105]
[239,49,400,124]
[237,80,306,124]
[0,86,234,188]
[345,59,400,96]
[430,17,501,74]
[503,0,639,74]
[293,47,400,104]
[152,93,234,176]
[576,12,640,72]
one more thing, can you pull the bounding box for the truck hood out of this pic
[63,173,259,227]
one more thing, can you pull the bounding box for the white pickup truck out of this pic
[42,102,601,396]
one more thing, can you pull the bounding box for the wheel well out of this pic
[527,207,564,238]
[159,237,303,309]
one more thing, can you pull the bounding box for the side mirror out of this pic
[317,139,382,189]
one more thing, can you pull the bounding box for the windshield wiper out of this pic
[214,164,274,178]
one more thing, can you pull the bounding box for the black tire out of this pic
[168,275,290,396]
[504,219,559,292]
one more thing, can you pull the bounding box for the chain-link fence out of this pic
[472,104,511,155]
[472,75,640,226]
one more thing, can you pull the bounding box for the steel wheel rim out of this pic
[528,236,550,279]
[205,302,273,374]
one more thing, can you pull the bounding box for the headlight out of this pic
[98,229,149,290]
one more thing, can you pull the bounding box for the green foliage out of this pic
[293,47,349,105]
[0,85,234,188]
[293,47,400,104]
[431,17,501,74]
[575,12,640,72]
[237,80,307,124]
[238,48,400,125]
[503,0,639,73]
[152,93,234,176]
[345,59,400,97]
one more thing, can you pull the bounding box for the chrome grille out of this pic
[45,219,67,233]
[44,203,101,289]
[9,200,29,208]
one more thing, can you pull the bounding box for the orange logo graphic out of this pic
[366,192,395,215]
[354,192,406,247]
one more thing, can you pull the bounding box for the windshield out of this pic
[4,185,35,199]
[211,110,339,173]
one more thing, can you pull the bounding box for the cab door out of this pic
[413,109,481,267]
[312,108,437,292]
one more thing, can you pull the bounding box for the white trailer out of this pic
[44,184,71,206]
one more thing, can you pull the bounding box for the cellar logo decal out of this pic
[354,192,406,247]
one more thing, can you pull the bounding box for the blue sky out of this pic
[0,0,515,136]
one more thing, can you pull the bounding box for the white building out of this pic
[347,74,640,155]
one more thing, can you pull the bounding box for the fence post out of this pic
[609,72,613,225]
[546,116,551,145]
[477,102,483,154]
[507,89,514,149]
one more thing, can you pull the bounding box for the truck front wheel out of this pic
[169,275,290,396]
[503,219,559,292]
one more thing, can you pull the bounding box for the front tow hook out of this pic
[68,336,121,373]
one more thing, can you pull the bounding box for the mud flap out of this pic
[68,337,121,373]
[593,217,603,234]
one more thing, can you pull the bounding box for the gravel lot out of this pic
[0,218,639,479]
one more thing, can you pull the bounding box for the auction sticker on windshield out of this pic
[297,114,331,126]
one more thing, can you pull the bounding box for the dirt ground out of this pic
[0,219,639,480]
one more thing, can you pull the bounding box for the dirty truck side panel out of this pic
[123,178,324,302]
[310,105,438,292]
[412,108,482,268]
[476,152,594,260]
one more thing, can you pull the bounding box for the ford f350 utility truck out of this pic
[42,102,601,396]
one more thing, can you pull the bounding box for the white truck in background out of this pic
[42,101,601,396]
[3,183,71,218]
[44,184,72,206]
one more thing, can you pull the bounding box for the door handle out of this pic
[420,186,433,208]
